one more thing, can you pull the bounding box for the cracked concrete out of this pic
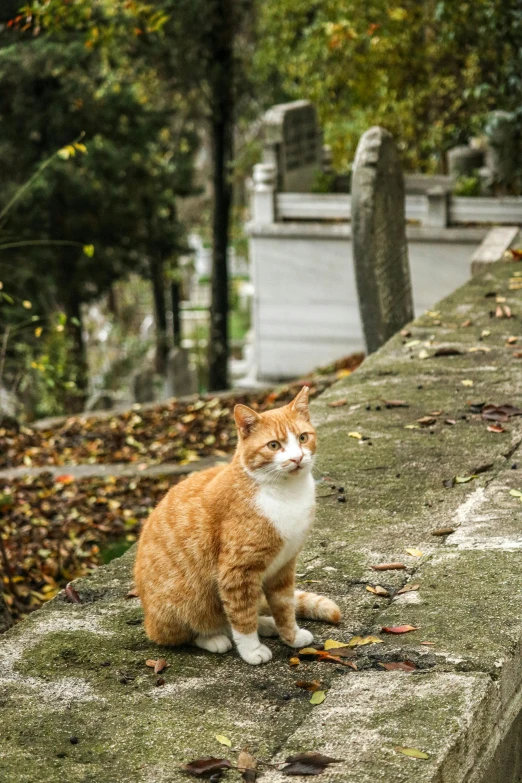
[2,261,522,781]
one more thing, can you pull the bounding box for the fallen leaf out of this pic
[324,639,350,650]
[416,416,436,426]
[348,635,383,646]
[289,657,300,666]
[55,474,75,484]
[431,528,456,536]
[371,563,406,571]
[444,418,457,425]
[405,548,423,557]
[145,659,157,668]
[461,380,474,387]
[298,647,320,656]
[64,583,81,604]
[310,690,326,705]
[509,489,522,497]
[404,424,420,430]
[421,641,436,646]
[507,336,518,345]
[455,475,478,484]
[394,747,430,760]
[125,588,139,599]
[418,349,429,360]
[434,347,462,357]
[348,431,362,440]
[215,735,232,748]
[378,661,416,672]
[461,319,472,327]
[366,585,390,596]
[469,346,491,353]
[487,424,505,433]
[295,680,322,692]
[154,658,168,674]
[182,758,232,778]
[396,583,420,594]
[281,752,342,776]
[238,750,257,783]
[382,625,418,634]
[327,399,347,408]
[481,329,491,337]
[383,399,409,408]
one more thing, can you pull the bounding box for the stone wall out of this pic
[3,258,522,781]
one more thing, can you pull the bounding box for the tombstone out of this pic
[484,111,518,191]
[262,100,322,192]
[133,368,156,403]
[447,145,484,178]
[165,347,197,398]
[351,127,414,354]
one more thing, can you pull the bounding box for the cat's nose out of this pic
[290,455,303,465]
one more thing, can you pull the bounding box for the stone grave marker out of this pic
[351,126,414,353]
[262,100,322,192]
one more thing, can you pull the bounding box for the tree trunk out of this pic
[207,0,234,391]
[62,289,88,413]
[171,279,182,348]
[150,256,169,375]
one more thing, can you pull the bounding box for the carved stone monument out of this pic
[262,100,322,192]
[351,126,414,353]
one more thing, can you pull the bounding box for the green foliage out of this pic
[255,0,522,173]
[454,174,482,197]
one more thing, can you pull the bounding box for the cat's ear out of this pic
[234,404,260,437]
[289,386,310,420]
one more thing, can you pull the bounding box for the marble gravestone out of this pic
[351,126,414,353]
[262,100,322,193]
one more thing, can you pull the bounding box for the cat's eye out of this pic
[299,433,309,443]
[267,440,281,450]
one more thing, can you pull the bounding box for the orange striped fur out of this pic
[134,387,341,664]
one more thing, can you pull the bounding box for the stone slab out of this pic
[3,262,522,780]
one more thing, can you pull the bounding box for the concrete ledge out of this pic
[4,261,522,780]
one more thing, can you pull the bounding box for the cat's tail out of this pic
[294,590,341,623]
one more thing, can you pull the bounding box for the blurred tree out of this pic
[0,6,198,406]
[256,0,522,173]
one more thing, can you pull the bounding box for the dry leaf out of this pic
[487,424,505,433]
[310,690,326,705]
[295,680,322,692]
[394,747,430,760]
[383,399,409,408]
[481,329,491,337]
[405,548,423,557]
[281,752,342,776]
[328,399,347,408]
[382,625,418,634]
[404,424,420,429]
[418,349,429,360]
[289,657,300,666]
[366,585,390,596]
[238,750,257,783]
[154,658,168,674]
[348,431,363,440]
[468,346,491,353]
[444,418,457,425]
[145,659,157,668]
[396,583,420,595]
[324,639,350,650]
[461,379,474,387]
[434,346,462,357]
[507,336,518,344]
[509,489,522,497]
[371,563,406,571]
[431,528,455,536]
[215,735,232,748]
[64,583,81,604]
[460,319,472,327]
[455,475,478,484]
[183,758,232,777]
[416,416,436,426]
[378,661,416,672]
[421,641,435,646]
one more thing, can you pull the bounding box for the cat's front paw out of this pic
[288,627,314,648]
[240,643,273,665]
[232,630,273,665]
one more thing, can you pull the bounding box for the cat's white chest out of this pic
[254,473,315,581]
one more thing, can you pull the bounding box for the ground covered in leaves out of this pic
[0,356,362,621]
[0,356,362,470]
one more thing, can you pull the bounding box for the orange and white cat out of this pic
[134,386,340,665]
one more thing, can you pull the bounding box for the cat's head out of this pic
[234,387,316,482]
